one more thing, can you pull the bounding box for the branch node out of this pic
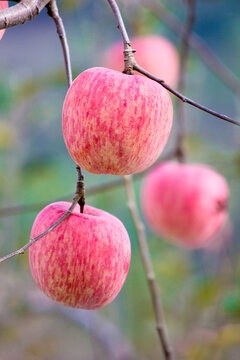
[74,166,85,214]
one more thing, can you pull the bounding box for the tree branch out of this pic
[176,0,196,162]
[0,166,83,263]
[133,63,240,127]
[107,0,136,74]
[0,0,50,29]
[46,0,73,88]
[46,0,85,210]
[106,1,174,358]
[0,148,177,218]
[108,0,239,126]
[137,0,240,96]
[123,175,173,360]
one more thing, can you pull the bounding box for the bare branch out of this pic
[46,0,73,88]
[0,200,77,263]
[0,166,84,263]
[46,0,85,209]
[124,175,173,360]
[108,0,239,126]
[176,0,196,162]
[0,0,50,30]
[107,0,136,74]
[0,148,177,218]
[134,63,240,127]
[107,0,130,45]
[137,0,240,96]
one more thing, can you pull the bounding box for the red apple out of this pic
[29,202,131,309]
[62,67,173,175]
[104,35,180,88]
[141,162,229,249]
[0,2,8,41]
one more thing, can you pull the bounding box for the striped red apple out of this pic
[29,202,131,309]
[141,162,229,249]
[62,67,173,175]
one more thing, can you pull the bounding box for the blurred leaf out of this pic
[0,121,17,151]
[216,324,240,348]
[222,291,240,316]
[190,277,223,308]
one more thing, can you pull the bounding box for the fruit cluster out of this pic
[26,35,229,309]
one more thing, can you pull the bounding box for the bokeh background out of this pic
[1,0,240,359]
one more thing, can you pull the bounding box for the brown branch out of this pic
[134,63,240,127]
[0,0,50,30]
[107,0,136,74]
[0,166,83,263]
[46,0,85,211]
[107,0,239,126]
[176,0,196,162]
[137,0,240,96]
[0,148,177,218]
[0,201,76,263]
[106,1,174,358]
[46,0,73,88]
[124,175,173,360]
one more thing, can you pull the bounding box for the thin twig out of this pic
[109,0,239,126]
[0,148,177,218]
[0,200,77,263]
[176,0,196,162]
[123,176,173,360]
[107,0,130,45]
[46,0,73,87]
[46,0,85,211]
[107,0,136,74]
[133,63,240,127]
[137,0,240,96]
[0,166,85,263]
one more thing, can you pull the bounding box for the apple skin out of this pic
[62,67,173,175]
[104,35,180,88]
[29,202,131,309]
[0,2,8,41]
[141,162,229,249]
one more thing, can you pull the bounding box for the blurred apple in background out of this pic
[104,35,180,87]
[141,162,229,249]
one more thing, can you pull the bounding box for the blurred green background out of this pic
[0,0,240,359]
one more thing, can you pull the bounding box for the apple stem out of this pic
[107,0,136,74]
[74,166,85,214]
